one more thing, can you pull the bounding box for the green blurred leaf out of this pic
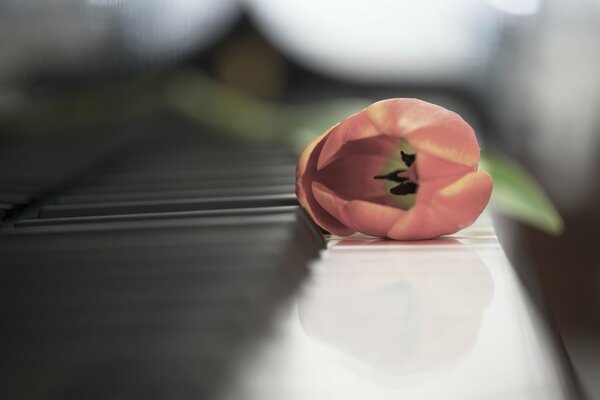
[283,99,369,154]
[164,70,370,148]
[164,71,279,141]
[480,152,564,235]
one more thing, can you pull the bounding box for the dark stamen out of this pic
[373,169,408,183]
[390,182,418,195]
[374,150,418,199]
[401,151,415,167]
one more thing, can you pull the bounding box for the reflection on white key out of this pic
[300,242,494,378]
[221,214,571,400]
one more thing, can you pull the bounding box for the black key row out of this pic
[0,130,139,221]
[25,125,299,220]
[0,208,322,399]
[0,116,323,400]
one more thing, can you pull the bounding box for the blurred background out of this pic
[1,0,599,397]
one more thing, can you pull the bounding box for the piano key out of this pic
[93,153,295,170]
[39,193,299,218]
[15,206,326,251]
[16,205,299,227]
[0,138,136,219]
[0,117,324,400]
[0,203,12,219]
[66,175,296,195]
[0,193,31,205]
[0,227,322,276]
[0,183,43,197]
[54,184,296,204]
[79,164,296,186]
[0,221,313,326]
[2,270,292,316]
[5,212,297,239]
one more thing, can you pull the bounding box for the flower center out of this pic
[373,150,418,194]
[373,144,418,210]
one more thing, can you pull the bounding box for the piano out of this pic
[0,113,582,399]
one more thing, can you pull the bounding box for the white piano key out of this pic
[219,213,573,400]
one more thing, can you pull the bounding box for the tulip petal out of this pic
[296,128,331,222]
[317,108,382,171]
[387,204,458,241]
[296,127,334,184]
[366,98,442,136]
[366,98,480,167]
[387,172,492,240]
[416,151,477,182]
[318,151,392,201]
[415,175,464,205]
[430,171,493,230]
[296,127,355,236]
[405,117,480,167]
[311,182,355,230]
[346,200,406,238]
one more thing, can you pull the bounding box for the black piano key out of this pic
[0,222,315,399]
[5,212,296,239]
[54,184,295,204]
[0,135,137,219]
[0,183,43,197]
[66,175,295,195]
[15,206,326,254]
[39,193,299,218]
[16,205,299,227]
[80,164,295,185]
[7,218,322,269]
[0,192,31,205]
[1,115,325,400]
[0,203,12,219]
[89,154,295,173]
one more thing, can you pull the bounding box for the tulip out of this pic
[296,98,493,240]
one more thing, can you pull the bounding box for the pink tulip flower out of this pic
[296,98,493,240]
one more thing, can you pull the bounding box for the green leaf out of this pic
[164,71,279,141]
[480,151,564,235]
[282,99,370,154]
